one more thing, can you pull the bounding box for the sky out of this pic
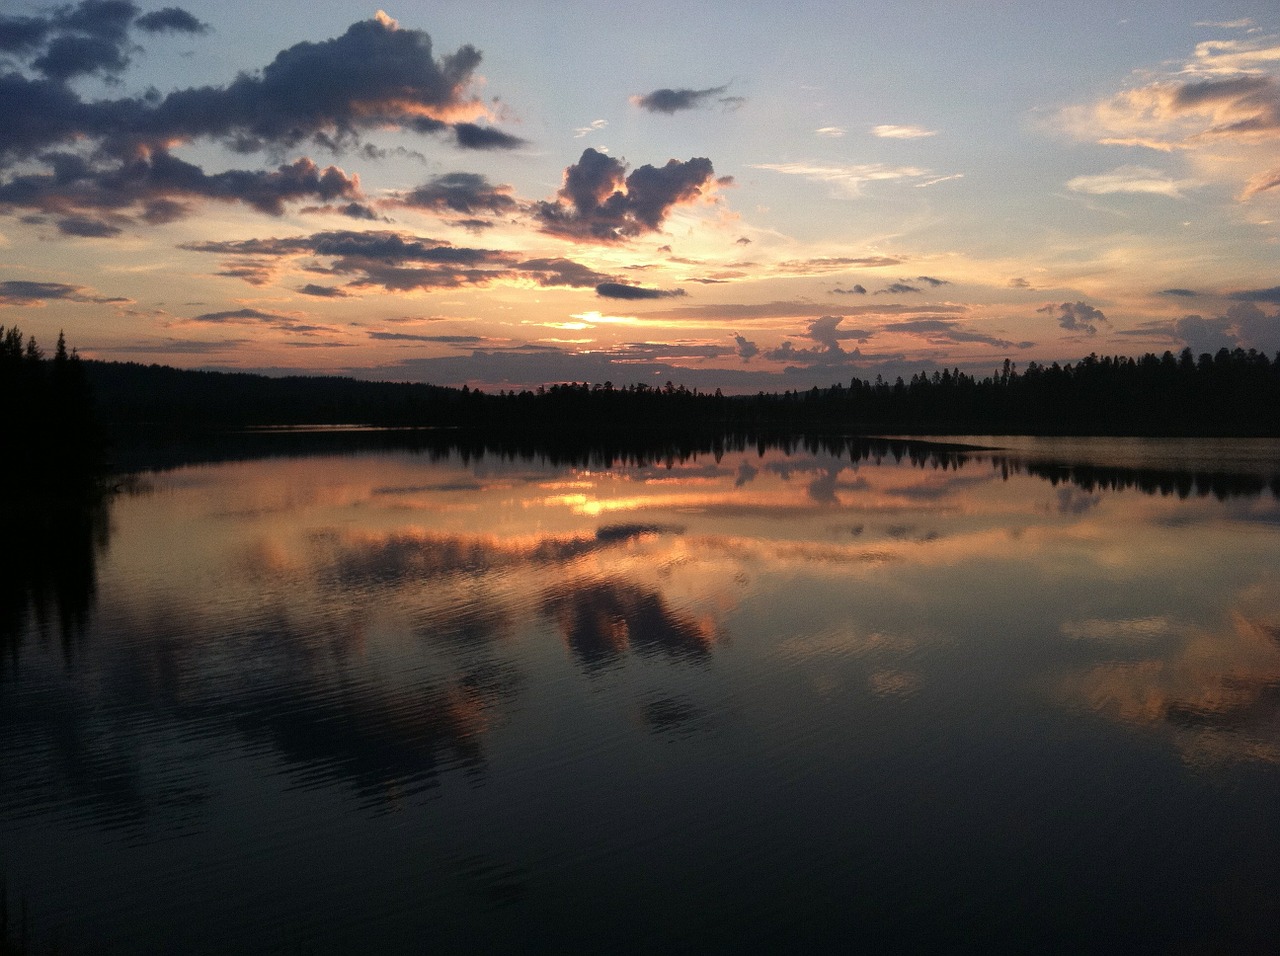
[1,0,1278,392]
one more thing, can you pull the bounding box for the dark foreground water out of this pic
[4,435,1280,954]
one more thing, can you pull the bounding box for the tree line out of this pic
[0,326,102,496]
[81,346,1280,437]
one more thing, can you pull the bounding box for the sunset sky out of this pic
[2,0,1277,392]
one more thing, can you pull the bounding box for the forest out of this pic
[79,346,1280,438]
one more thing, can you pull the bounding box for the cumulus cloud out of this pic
[806,314,873,352]
[734,333,759,361]
[0,13,524,231]
[1171,301,1280,355]
[595,282,686,300]
[832,285,867,295]
[631,84,735,114]
[1038,301,1108,335]
[534,148,720,242]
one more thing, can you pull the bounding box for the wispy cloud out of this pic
[872,124,937,139]
[752,162,953,197]
[1067,165,1196,198]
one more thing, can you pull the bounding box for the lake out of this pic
[4,434,1280,953]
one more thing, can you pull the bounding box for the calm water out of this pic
[4,435,1280,954]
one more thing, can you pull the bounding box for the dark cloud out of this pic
[1160,288,1200,298]
[182,229,614,293]
[0,2,203,83]
[631,84,731,114]
[0,148,361,226]
[0,278,127,305]
[534,148,718,242]
[645,300,968,321]
[595,282,686,300]
[916,275,950,287]
[832,285,867,295]
[395,172,518,216]
[516,257,612,288]
[451,122,525,150]
[734,334,759,362]
[1228,286,1280,304]
[0,14,523,231]
[1038,300,1108,335]
[298,283,349,298]
[1175,303,1280,354]
[57,215,123,237]
[368,331,485,344]
[735,236,751,245]
[191,307,289,323]
[878,282,922,294]
[1009,277,1032,289]
[34,33,131,80]
[1174,314,1237,355]
[883,318,1024,349]
[807,314,873,353]
[134,7,208,34]
[761,340,860,366]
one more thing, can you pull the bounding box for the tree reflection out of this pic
[0,491,111,670]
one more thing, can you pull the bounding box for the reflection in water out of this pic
[3,434,1280,953]
[1064,595,1280,766]
[0,489,111,669]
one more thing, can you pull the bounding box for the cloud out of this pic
[915,275,949,287]
[393,172,518,217]
[1174,313,1237,354]
[1067,165,1194,198]
[872,124,937,139]
[134,7,209,34]
[298,283,349,298]
[534,148,720,242]
[832,285,867,295]
[1038,301,1108,335]
[878,282,921,294]
[775,255,902,275]
[56,215,123,237]
[595,282,686,300]
[1054,40,1280,197]
[1172,303,1280,354]
[1241,165,1280,199]
[806,314,873,352]
[815,126,845,137]
[631,84,733,114]
[1228,286,1280,304]
[574,119,607,138]
[882,318,1024,349]
[645,300,968,321]
[182,229,615,293]
[753,162,954,197]
[733,333,759,361]
[0,278,128,306]
[0,13,524,231]
[1159,288,1200,298]
[368,331,486,344]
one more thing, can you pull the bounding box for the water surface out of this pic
[4,435,1280,953]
